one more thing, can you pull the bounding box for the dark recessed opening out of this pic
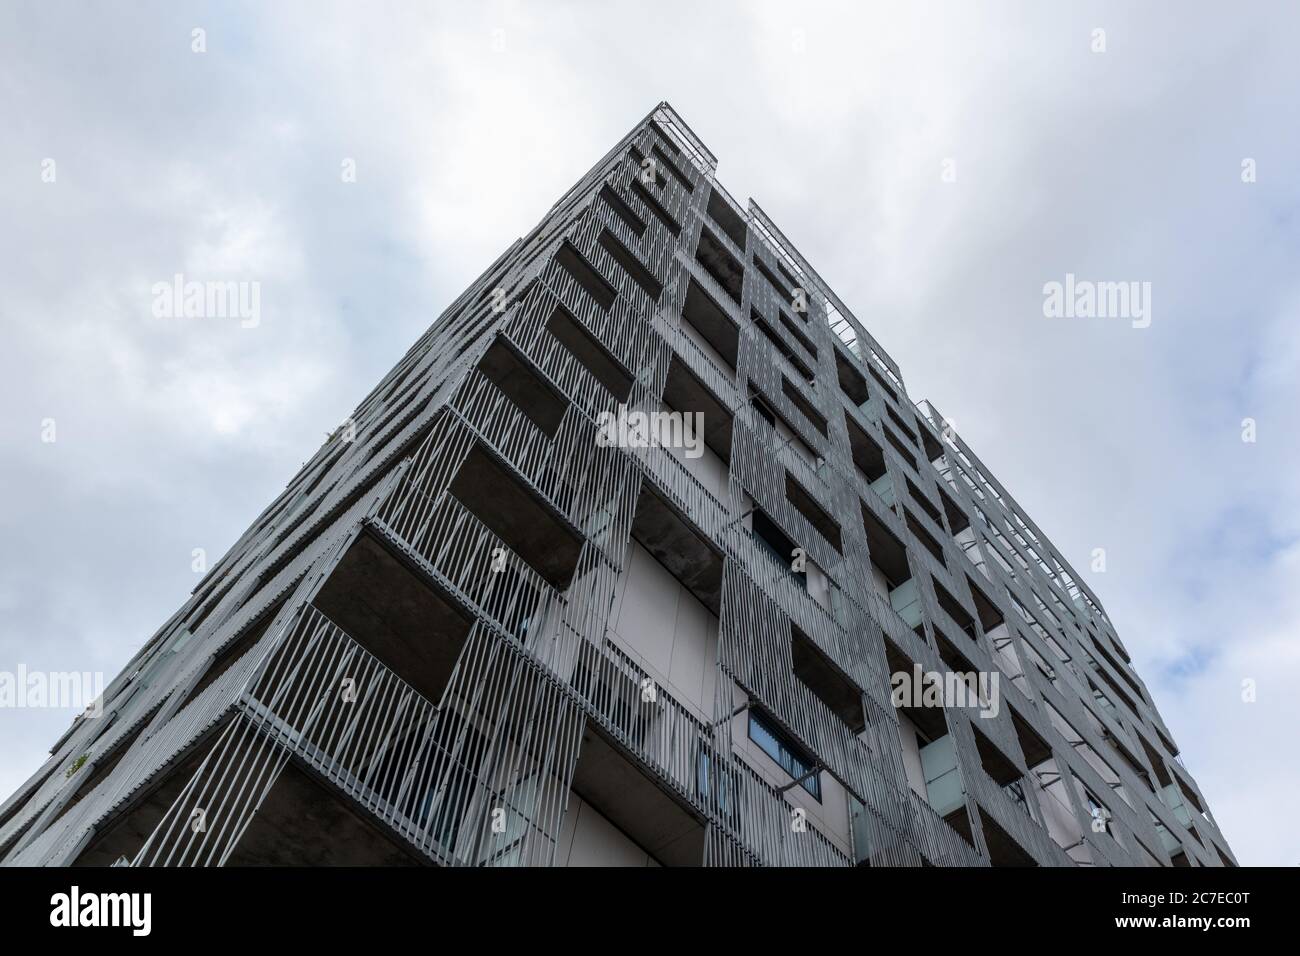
[695,226,744,305]
[448,443,584,590]
[555,240,617,312]
[934,627,975,676]
[861,503,910,587]
[845,414,887,482]
[885,405,920,445]
[598,183,647,238]
[780,377,828,437]
[882,425,919,471]
[598,228,662,301]
[545,306,634,403]
[972,726,1022,788]
[681,277,739,371]
[905,509,946,566]
[982,810,1037,867]
[932,577,977,639]
[966,575,1005,631]
[835,350,870,406]
[569,723,705,867]
[751,309,814,383]
[663,355,733,462]
[778,310,818,358]
[774,257,801,292]
[706,186,748,249]
[476,336,569,438]
[937,486,970,535]
[786,472,842,553]
[920,424,945,463]
[792,625,865,733]
[867,364,899,403]
[314,532,475,704]
[754,256,794,304]
[1011,708,1054,769]
[651,144,694,192]
[630,484,726,614]
[629,178,681,236]
[905,478,943,526]
[882,640,948,742]
[752,509,805,589]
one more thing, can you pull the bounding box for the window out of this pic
[695,745,738,824]
[749,710,821,800]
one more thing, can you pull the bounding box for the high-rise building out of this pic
[0,103,1234,868]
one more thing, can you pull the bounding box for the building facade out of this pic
[0,104,1234,867]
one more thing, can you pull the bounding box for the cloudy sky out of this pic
[1,1,1296,866]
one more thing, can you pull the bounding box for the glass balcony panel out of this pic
[919,735,964,816]
[869,472,894,506]
[890,578,922,628]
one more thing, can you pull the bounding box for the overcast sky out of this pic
[1,1,1297,866]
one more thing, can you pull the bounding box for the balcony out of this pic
[704,184,749,259]
[694,224,744,308]
[565,720,706,866]
[99,604,569,867]
[628,458,730,617]
[563,625,850,867]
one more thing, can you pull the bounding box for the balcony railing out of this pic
[375,477,563,647]
[124,605,564,867]
[555,618,853,867]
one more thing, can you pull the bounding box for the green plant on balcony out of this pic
[64,753,89,779]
